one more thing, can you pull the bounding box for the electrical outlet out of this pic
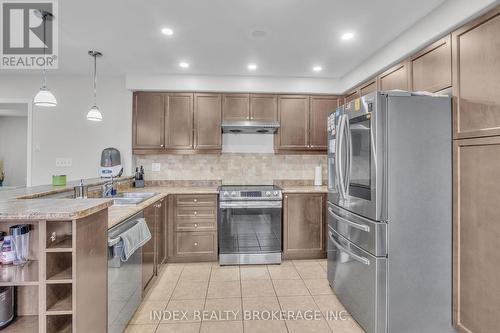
[151,163,161,172]
[56,158,72,167]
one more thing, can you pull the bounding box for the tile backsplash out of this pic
[135,154,327,185]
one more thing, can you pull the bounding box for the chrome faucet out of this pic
[102,177,115,197]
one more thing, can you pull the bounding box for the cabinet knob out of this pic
[194,211,198,215]
[160,144,164,147]
[194,224,198,228]
[285,195,288,199]
[193,199,197,202]
[194,242,198,246]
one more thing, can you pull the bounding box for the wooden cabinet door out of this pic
[309,96,339,150]
[156,198,167,266]
[379,61,410,91]
[283,193,325,259]
[452,8,500,139]
[194,93,222,150]
[222,93,250,121]
[166,93,194,149]
[133,92,165,149]
[344,89,360,104]
[360,79,378,97]
[453,137,500,333]
[277,95,309,149]
[250,94,277,121]
[142,203,157,290]
[410,35,451,93]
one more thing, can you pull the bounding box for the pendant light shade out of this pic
[34,10,57,107]
[33,87,57,107]
[87,50,103,122]
[87,105,103,121]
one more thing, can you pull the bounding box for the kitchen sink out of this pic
[108,192,157,206]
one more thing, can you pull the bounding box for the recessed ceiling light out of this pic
[312,65,323,72]
[179,62,189,68]
[341,32,355,41]
[161,27,174,36]
[247,63,257,70]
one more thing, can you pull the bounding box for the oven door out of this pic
[331,93,386,221]
[218,201,282,263]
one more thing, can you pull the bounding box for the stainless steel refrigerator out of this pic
[327,91,455,333]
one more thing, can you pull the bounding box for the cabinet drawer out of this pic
[175,232,216,256]
[176,220,216,232]
[176,206,216,219]
[176,194,217,206]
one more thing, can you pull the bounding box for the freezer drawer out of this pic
[327,226,386,333]
[327,202,387,256]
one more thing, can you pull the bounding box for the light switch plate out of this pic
[152,163,161,172]
[56,158,72,167]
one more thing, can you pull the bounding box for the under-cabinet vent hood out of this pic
[221,121,280,134]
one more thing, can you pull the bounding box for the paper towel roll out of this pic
[314,165,322,186]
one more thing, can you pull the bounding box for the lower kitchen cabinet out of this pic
[453,137,500,333]
[143,198,167,292]
[168,194,218,262]
[156,197,167,267]
[283,193,326,259]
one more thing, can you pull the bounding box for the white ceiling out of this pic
[28,0,448,79]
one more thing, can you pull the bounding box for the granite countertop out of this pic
[107,186,219,229]
[280,185,328,193]
[0,198,113,220]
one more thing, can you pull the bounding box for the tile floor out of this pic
[125,259,365,333]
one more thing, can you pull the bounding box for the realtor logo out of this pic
[1,0,58,68]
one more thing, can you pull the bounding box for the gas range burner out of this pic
[218,185,282,201]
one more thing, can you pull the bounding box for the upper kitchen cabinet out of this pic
[222,93,250,121]
[309,96,340,150]
[250,94,278,121]
[410,35,452,93]
[452,7,500,139]
[378,61,410,91]
[359,79,378,97]
[343,89,360,104]
[276,95,310,150]
[194,93,222,150]
[133,92,165,150]
[165,93,194,150]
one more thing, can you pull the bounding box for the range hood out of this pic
[222,120,280,134]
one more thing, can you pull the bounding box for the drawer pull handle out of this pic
[194,224,198,228]
[329,231,370,265]
[328,207,370,232]
[194,211,198,215]
[194,242,198,246]
[194,199,197,202]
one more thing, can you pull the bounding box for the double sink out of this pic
[99,192,156,206]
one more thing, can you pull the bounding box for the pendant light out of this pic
[33,11,57,107]
[87,50,103,121]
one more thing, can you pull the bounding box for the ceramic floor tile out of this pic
[171,280,208,300]
[285,319,333,333]
[294,262,327,279]
[200,320,243,333]
[303,279,334,295]
[163,299,205,323]
[240,266,271,280]
[319,261,328,272]
[278,295,321,313]
[210,267,240,281]
[124,324,158,333]
[144,280,177,301]
[244,320,288,333]
[312,294,347,313]
[268,265,301,280]
[156,322,201,333]
[159,265,184,282]
[203,297,242,320]
[242,296,281,314]
[326,316,365,333]
[207,280,241,298]
[129,300,167,324]
[273,279,310,296]
[241,279,276,297]
[179,265,212,281]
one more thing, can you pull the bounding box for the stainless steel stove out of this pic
[218,185,282,265]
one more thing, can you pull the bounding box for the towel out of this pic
[118,218,151,262]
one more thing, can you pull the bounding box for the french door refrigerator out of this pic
[327,91,455,333]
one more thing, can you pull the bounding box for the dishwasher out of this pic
[108,212,147,333]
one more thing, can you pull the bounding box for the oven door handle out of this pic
[328,230,370,265]
[219,201,282,209]
[328,207,370,232]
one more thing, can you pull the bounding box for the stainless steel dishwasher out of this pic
[108,212,145,333]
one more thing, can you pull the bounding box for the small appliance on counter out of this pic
[0,286,14,329]
[99,148,123,178]
[134,166,145,188]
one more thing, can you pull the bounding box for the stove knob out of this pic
[266,191,271,196]
[231,191,237,196]
[273,191,279,196]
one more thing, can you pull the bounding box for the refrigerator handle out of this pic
[328,207,370,232]
[344,115,352,196]
[336,115,346,199]
[328,230,370,265]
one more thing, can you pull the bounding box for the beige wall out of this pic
[135,154,327,185]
